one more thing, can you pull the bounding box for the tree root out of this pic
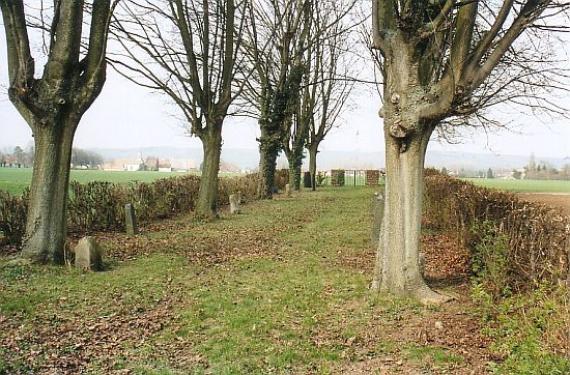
[412,285,455,306]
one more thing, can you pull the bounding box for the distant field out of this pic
[463,178,570,193]
[0,168,202,195]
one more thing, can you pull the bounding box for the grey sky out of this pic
[1,26,569,159]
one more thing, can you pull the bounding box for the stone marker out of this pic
[371,192,384,248]
[75,236,104,271]
[285,184,291,197]
[229,194,241,214]
[125,203,138,235]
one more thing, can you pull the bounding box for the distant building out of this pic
[144,156,159,171]
[158,159,173,172]
[125,163,143,172]
[102,158,144,171]
[171,159,197,172]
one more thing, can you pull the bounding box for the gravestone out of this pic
[285,184,291,197]
[229,194,241,214]
[365,170,380,186]
[125,203,138,235]
[75,236,104,271]
[371,192,384,248]
[331,170,345,187]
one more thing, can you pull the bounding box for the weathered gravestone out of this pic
[331,170,345,187]
[371,192,384,248]
[75,236,104,271]
[229,193,241,214]
[285,184,292,197]
[125,203,138,235]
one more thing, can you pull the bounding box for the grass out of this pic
[1,187,568,374]
[0,187,442,374]
[0,167,241,195]
[464,178,570,193]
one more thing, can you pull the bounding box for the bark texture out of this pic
[308,145,318,191]
[22,117,78,263]
[196,124,223,219]
[257,125,280,199]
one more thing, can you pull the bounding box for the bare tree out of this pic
[0,0,118,263]
[243,0,312,199]
[371,1,570,304]
[111,0,249,219]
[304,14,355,191]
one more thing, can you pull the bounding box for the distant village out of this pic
[1,147,569,180]
[102,154,243,174]
[0,147,243,173]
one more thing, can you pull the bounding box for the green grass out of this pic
[405,345,464,367]
[0,187,430,374]
[1,187,567,374]
[463,178,570,193]
[0,167,241,195]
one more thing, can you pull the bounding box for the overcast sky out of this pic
[1,25,569,160]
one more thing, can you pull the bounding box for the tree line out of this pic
[1,147,103,170]
[2,0,568,304]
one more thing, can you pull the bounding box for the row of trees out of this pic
[525,154,570,180]
[0,0,356,263]
[0,147,102,169]
[2,0,568,304]
[111,0,357,210]
[0,146,33,168]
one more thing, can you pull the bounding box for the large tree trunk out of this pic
[287,152,302,191]
[196,124,223,220]
[308,145,318,191]
[21,117,78,264]
[257,127,279,199]
[372,125,449,305]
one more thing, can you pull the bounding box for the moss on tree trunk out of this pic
[308,145,318,191]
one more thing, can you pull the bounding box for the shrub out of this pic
[470,222,512,299]
[424,174,570,290]
[0,189,28,246]
[1,173,260,248]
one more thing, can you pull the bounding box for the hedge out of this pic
[0,172,283,249]
[424,173,570,290]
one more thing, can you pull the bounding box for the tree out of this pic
[304,12,355,192]
[71,148,104,169]
[112,0,250,219]
[244,0,312,199]
[1,0,117,263]
[13,146,25,167]
[486,168,494,179]
[280,0,357,192]
[370,1,569,304]
[528,153,537,172]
